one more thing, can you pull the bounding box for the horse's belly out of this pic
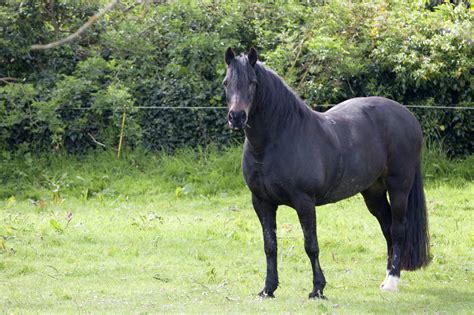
[316,159,385,205]
[317,177,374,205]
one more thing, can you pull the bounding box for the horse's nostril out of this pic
[230,111,245,121]
[229,111,245,121]
[228,111,247,128]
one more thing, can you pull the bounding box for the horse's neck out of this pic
[244,108,270,154]
[244,84,311,153]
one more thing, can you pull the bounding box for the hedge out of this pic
[0,0,472,155]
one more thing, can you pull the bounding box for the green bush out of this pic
[0,0,472,155]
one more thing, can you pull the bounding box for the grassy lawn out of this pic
[1,149,473,313]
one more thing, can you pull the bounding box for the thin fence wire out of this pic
[400,105,474,110]
[66,105,474,110]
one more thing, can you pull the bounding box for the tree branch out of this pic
[31,0,119,51]
[0,77,20,84]
[88,133,107,148]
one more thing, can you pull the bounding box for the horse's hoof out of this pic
[309,290,327,300]
[380,275,399,292]
[257,289,275,299]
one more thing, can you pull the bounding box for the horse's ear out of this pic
[248,47,258,67]
[225,47,235,65]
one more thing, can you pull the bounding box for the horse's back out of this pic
[328,97,415,123]
[325,97,423,151]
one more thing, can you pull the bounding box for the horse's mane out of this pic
[254,62,311,124]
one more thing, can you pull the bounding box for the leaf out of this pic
[153,274,171,283]
[0,238,6,250]
[50,219,64,233]
[175,186,183,198]
[175,184,192,198]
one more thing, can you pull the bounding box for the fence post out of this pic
[117,108,127,158]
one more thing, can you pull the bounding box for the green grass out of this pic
[1,147,473,313]
[0,146,246,200]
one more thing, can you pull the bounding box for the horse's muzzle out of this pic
[228,110,247,130]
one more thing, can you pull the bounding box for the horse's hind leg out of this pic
[383,173,415,292]
[361,181,392,288]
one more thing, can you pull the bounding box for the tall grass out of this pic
[0,146,244,200]
[0,144,471,201]
[422,141,473,186]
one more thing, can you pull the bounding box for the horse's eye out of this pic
[223,80,228,87]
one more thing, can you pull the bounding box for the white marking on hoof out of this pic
[380,270,390,288]
[381,275,400,292]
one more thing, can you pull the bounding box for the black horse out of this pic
[223,48,430,299]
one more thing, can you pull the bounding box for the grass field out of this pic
[1,147,473,313]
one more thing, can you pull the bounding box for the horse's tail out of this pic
[401,163,431,270]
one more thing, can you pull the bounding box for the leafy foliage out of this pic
[0,0,472,155]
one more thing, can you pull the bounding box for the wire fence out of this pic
[67,105,474,110]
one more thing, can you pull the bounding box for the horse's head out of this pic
[223,47,258,130]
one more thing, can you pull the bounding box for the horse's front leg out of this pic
[294,197,326,299]
[252,194,278,298]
